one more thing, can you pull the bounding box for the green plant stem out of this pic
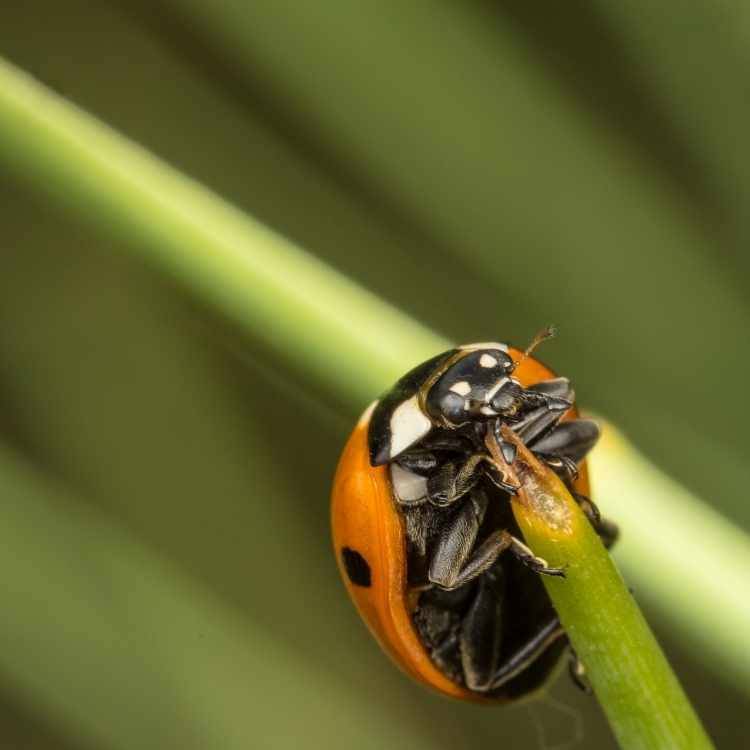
[496,427,714,750]
[0,57,745,739]
[590,422,750,697]
[0,59,446,413]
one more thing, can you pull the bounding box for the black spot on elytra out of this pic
[341,547,371,587]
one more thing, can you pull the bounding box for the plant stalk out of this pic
[494,426,714,750]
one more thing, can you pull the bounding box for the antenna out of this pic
[518,325,557,366]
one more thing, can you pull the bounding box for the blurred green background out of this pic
[0,2,747,748]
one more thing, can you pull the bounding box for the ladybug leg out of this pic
[568,650,592,694]
[506,535,566,578]
[531,419,600,466]
[540,454,580,482]
[482,455,522,495]
[395,450,440,475]
[512,378,575,443]
[426,451,519,508]
[430,528,515,590]
[429,493,564,590]
[396,434,475,476]
[428,492,511,590]
[460,568,505,692]
[570,491,619,548]
[527,376,574,401]
[571,491,601,525]
[488,617,564,690]
[513,405,567,445]
[531,418,600,489]
[425,454,485,507]
[413,585,475,685]
[594,516,619,549]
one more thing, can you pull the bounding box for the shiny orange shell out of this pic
[330,348,591,702]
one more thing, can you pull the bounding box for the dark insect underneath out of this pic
[331,334,617,703]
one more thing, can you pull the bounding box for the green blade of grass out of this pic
[592,422,750,696]
[0,59,446,413]
[496,426,714,750]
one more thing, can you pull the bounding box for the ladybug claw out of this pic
[569,652,592,693]
[540,565,566,579]
[529,555,567,578]
[486,469,520,495]
[482,456,520,495]
[508,536,567,577]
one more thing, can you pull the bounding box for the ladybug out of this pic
[331,334,617,703]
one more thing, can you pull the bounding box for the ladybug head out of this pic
[368,335,568,466]
[424,347,526,427]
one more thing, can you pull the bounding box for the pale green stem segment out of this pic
[0,58,447,411]
[0,56,743,741]
[593,422,750,698]
[496,427,715,750]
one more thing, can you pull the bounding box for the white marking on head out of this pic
[459,342,508,352]
[390,464,428,505]
[479,353,498,368]
[389,395,432,459]
[449,381,472,396]
[486,376,510,400]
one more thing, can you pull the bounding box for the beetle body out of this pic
[331,343,614,703]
